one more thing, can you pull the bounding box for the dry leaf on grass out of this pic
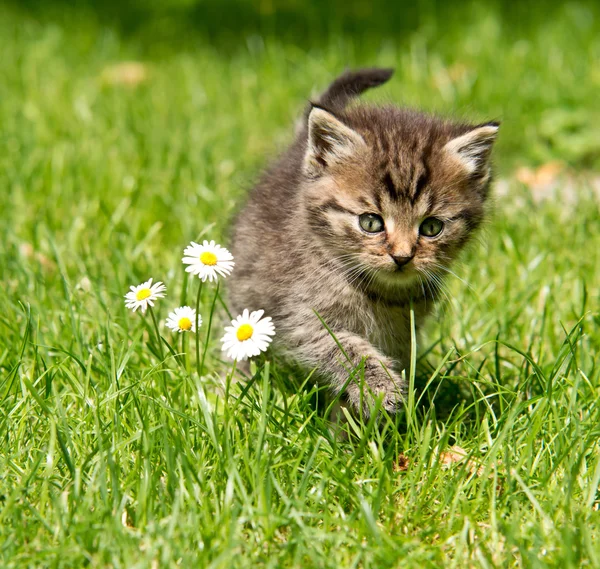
[516,161,563,188]
[439,445,484,476]
[101,62,148,87]
[499,167,600,209]
[515,161,564,202]
[19,242,56,272]
[393,453,409,472]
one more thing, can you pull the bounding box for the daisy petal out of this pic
[221,308,276,362]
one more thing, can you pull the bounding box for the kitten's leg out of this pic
[327,398,351,441]
[290,329,406,418]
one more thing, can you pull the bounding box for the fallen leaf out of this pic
[516,161,563,188]
[19,243,34,258]
[101,62,148,87]
[515,161,564,203]
[19,242,56,272]
[394,453,409,472]
[439,445,483,476]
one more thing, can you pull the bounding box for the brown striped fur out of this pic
[229,68,499,417]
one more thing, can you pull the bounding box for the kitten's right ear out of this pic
[304,106,366,178]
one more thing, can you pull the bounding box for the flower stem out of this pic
[195,281,204,379]
[183,330,190,375]
[199,281,220,380]
[225,358,236,402]
[148,306,164,361]
[148,306,170,400]
[179,269,189,307]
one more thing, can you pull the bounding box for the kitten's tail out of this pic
[316,67,394,111]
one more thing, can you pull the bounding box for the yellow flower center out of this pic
[178,317,192,331]
[236,323,254,341]
[200,251,218,266]
[136,288,152,301]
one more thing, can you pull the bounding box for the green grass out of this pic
[1,1,600,567]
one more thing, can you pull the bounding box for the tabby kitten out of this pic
[229,68,499,417]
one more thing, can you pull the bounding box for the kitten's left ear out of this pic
[304,106,366,178]
[444,123,499,178]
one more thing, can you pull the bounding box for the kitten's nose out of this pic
[392,254,414,268]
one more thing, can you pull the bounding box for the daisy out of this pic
[124,278,166,313]
[221,309,276,361]
[182,240,234,282]
[165,306,200,333]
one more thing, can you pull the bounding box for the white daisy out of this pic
[165,306,200,333]
[182,240,234,282]
[124,278,166,313]
[221,309,276,361]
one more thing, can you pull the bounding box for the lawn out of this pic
[1,1,599,567]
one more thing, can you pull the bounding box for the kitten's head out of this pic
[300,105,499,294]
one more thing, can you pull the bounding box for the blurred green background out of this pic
[1,2,599,567]
[2,0,599,249]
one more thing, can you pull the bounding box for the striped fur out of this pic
[229,68,499,418]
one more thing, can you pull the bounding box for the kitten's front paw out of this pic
[344,360,406,417]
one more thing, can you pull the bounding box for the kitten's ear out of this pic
[444,123,499,177]
[304,106,366,177]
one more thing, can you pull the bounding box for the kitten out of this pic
[229,68,499,417]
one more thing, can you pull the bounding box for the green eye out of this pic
[359,213,384,233]
[419,217,444,237]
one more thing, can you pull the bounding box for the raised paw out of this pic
[343,359,406,418]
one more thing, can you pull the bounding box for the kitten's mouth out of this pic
[343,261,417,290]
[372,265,417,287]
[392,267,416,282]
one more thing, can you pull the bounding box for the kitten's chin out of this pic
[371,268,418,289]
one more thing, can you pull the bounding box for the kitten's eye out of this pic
[419,217,444,237]
[359,213,385,233]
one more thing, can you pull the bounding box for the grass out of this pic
[1,1,599,567]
